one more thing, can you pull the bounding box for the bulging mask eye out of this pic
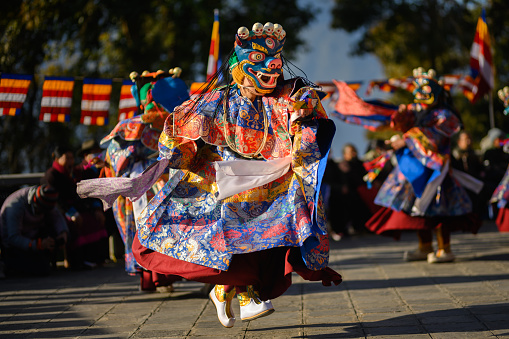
[249,52,265,62]
[265,38,275,49]
[422,85,432,94]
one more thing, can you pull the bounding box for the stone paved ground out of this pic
[1,221,508,338]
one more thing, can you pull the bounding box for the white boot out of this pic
[427,249,456,263]
[209,285,236,328]
[238,286,275,322]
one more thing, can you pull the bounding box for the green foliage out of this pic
[331,0,509,147]
[0,0,317,173]
[332,0,477,77]
[489,0,509,86]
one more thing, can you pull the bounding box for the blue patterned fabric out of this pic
[374,108,472,217]
[136,79,335,271]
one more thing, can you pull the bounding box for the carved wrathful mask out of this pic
[412,67,443,106]
[230,22,286,94]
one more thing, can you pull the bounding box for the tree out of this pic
[0,0,318,173]
[331,0,477,77]
[330,0,509,144]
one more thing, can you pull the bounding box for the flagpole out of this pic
[489,91,495,129]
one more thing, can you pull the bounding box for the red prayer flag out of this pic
[469,8,494,102]
[80,78,112,126]
[206,9,220,81]
[0,74,32,116]
[118,80,137,121]
[39,76,74,122]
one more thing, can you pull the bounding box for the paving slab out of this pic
[0,220,508,338]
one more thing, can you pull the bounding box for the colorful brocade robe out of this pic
[132,78,336,271]
[100,111,169,275]
[374,107,473,217]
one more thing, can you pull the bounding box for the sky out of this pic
[293,0,385,160]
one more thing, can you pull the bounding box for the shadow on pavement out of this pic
[247,303,509,338]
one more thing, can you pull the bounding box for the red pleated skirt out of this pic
[496,207,509,232]
[132,235,342,301]
[139,270,182,291]
[365,207,482,240]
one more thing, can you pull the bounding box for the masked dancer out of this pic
[78,22,341,327]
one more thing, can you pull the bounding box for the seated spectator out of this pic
[75,140,106,180]
[75,140,119,262]
[42,145,109,269]
[0,185,68,276]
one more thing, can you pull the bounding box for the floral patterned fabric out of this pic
[79,78,335,272]
[101,125,168,275]
[134,78,335,271]
[79,74,188,276]
[374,108,472,217]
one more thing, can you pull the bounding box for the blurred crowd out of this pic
[321,127,509,241]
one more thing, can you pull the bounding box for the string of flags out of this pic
[317,72,482,107]
[0,73,137,126]
[364,74,481,102]
[0,70,492,126]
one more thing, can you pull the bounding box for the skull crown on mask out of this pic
[230,22,286,95]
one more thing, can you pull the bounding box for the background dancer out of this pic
[99,69,190,291]
[366,68,482,263]
[332,68,483,263]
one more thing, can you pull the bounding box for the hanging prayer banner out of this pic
[118,80,137,121]
[0,74,33,116]
[39,76,74,122]
[81,78,112,126]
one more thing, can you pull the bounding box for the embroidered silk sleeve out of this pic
[158,113,199,170]
[288,87,328,136]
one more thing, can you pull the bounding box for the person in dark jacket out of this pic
[0,185,68,276]
[42,145,108,269]
[451,131,485,216]
[335,143,372,236]
[451,131,483,178]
